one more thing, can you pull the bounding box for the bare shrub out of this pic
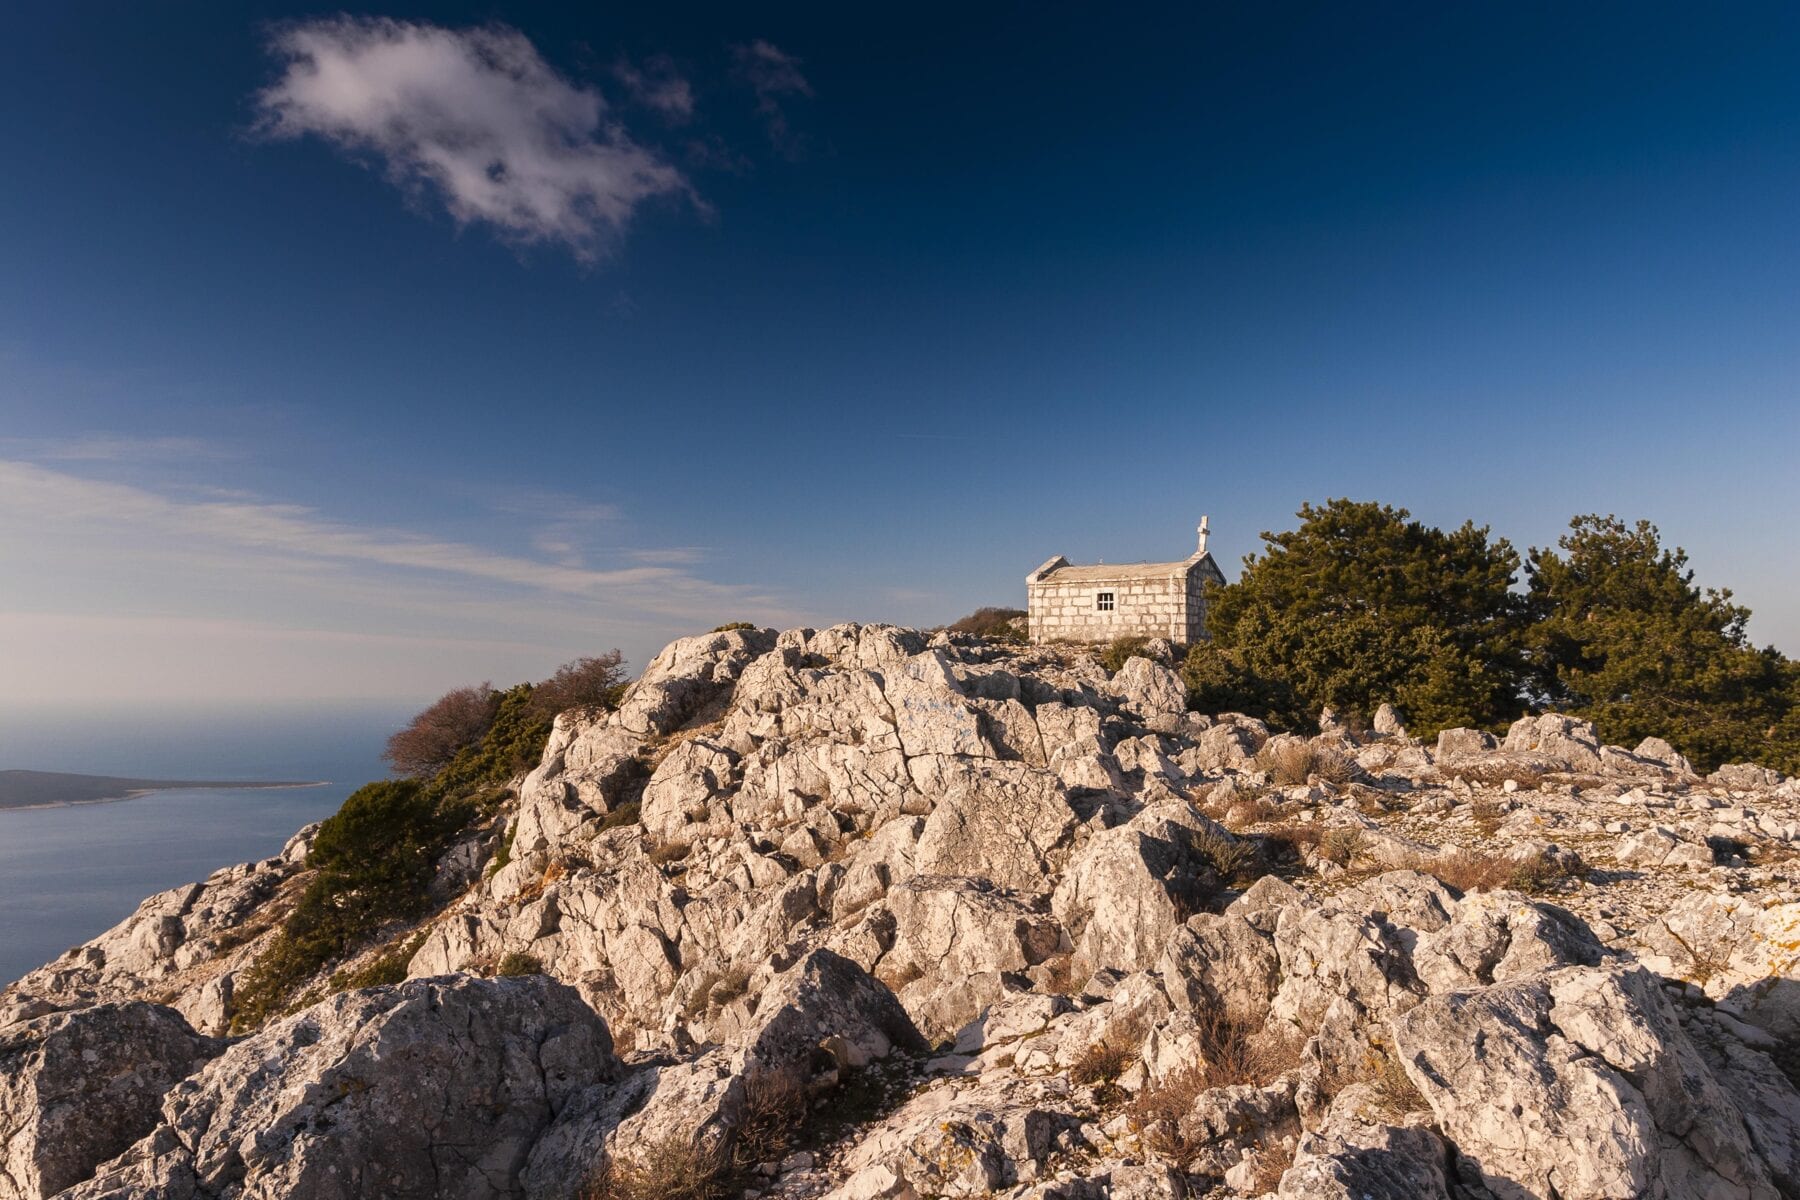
[1468,796,1510,836]
[730,1067,808,1171]
[583,1137,727,1200]
[533,651,629,717]
[1243,1141,1297,1192]
[384,684,499,778]
[1257,739,1316,785]
[1420,848,1515,892]
[1413,847,1584,895]
[1256,740,1356,787]
[648,840,691,866]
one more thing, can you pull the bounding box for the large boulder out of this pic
[1393,964,1790,1200]
[1052,803,1227,977]
[0,1003,216,1200]
[65,976,614,1200]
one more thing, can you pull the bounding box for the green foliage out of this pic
[712,621,757,633]
[1099,635,1154,673]
[1196,499,1528,736]
[495,951,544,977]
[1526,515,1799,772]
[488,821,517,877]
[431,684,553,799]
[329,933,426,992]
[232,779,472,1030]
[599,799,642,830]
[947,607,1027,643]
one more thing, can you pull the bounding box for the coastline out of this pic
[0,780,332,813]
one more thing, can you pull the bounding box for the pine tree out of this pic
[1526,515,1796,772]
[1185,499,1529,735]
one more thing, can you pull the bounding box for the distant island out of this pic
[0,770,325,811]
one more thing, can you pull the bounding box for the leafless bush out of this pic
[533,651,629,717]
[384,684,499,778]
[584,1136,728,1200]
[1411,847,1583,895]
[1468,796,1510,836]
[1190,823,1262,884]
[730,1067,808,1171]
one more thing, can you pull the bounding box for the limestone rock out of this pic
[67,975,613,1200]
[0,1003,216,1200]
[1393,964,1788,1200]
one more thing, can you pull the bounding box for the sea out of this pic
[0,703,409,987]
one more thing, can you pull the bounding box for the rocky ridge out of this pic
[6,623,1800,1199]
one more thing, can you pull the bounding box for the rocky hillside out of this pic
[6,623,1800,1199]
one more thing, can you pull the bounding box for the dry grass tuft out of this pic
[1070,1039,1136,1087]
[1410,847,1585,895]
[584,1137,728,1200]
[1256,740,1357,786]
[1130,1010,1302,1167]
[1318,826,1366,866]
[648,840,692,866]
[1190,823,1263,885]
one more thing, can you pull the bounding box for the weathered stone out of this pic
[66,976,613,1200]
[0,1003,216,1200]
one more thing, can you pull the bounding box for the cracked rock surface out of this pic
[4,623,1800,1199]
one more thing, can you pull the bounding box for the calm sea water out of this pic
[0,703,409,987]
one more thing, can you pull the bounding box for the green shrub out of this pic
[712,622,757,633]
[496,951,544,977]
[329,933,426,992]
[1100,635,1154,673]
[947,607,1027,643]
[231,779,474,1031]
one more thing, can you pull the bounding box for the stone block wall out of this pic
[1027,572,1192,644]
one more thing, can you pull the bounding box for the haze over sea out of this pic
[0,704,401,985]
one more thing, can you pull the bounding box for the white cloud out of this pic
[733,40,812,157]
[613,55,695,123]
[255,17,694,260]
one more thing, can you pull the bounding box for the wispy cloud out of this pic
[613,55,695,123]
[733,40,813,158]
[0,459,803,702]
[0,459,713,596]
[254,17,695,261]
[627,547,708,565]
[0,433,233,464]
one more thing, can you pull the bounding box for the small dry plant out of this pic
[1190,823,1262,885]
[1070,1039,1136,1088]
[648,840,691,866]
[583,1137,727,1200]
[1318,826,1366,866]
[1130,1009,1301,1167]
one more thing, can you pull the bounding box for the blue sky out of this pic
[2,2,1797,710]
